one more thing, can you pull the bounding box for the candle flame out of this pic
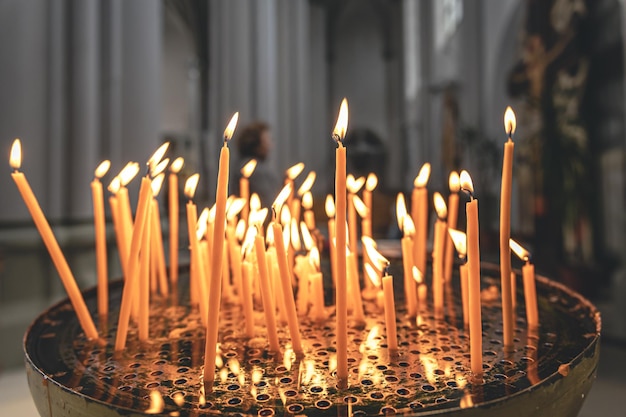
[145,390,164,414]
[151,157,169,178]
[297,171,316,196]
[290,218,301,251]
[208,204,217,223]
[265,224,275,246]
[433,192,448,219]
[459,170,474,194]
[353,195,368,219]
[235,218,246,241]
[365,173,378,191]
[108,176,121,194]
[223,112,239,141]
[94,160,111,179]
[412,266,423,284]
[301,191,313,210]
[448,229,467,258]
[325,194,335,218]
[332,98,349,142]
[251,207,269,226]
[226,198,246,222]
[9,139,21,169]
[309,246,320,270]
[396,193,407,230]
[148,142,170,172]
[241,159,257,178]
[196,212,208,241]
[510,238,531,262]
[285,162,305,180]
[300,221,313,250]
[403,216,415,237]
[347,175,366,194]
[170,157,184,173]
[249,193,261,212]
[273,183,292,212]
[119,162,140,186]
[413,162,431,188]
[279,203,291,226]
[504,106,516,137]
[449,171,460,193]
[363,240,388,272]
[241,226,257,258]
[151,173,165,197]
[364,263,382,287]
[184,173,200,199]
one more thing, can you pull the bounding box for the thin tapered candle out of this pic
[397,193,417,317]
[363,173,378,236]
[138,200,152,341]
[444,171,460,283]
[411,163,430,278]
[432,192,448,318]
[108,179,126,279]
[10,139,98,340]
[240,159,257,228]
[449,228,469,327]
[325,195,337,287]
[91,160,111,318]
[510,239,539,329]
[169,157,184,289]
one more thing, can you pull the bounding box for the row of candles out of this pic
[9,100,538,390]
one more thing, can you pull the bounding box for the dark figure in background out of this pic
[232,121,281,209]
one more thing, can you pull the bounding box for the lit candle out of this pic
[325,195,337,287]
[347,248,365,325]
[168,157,184,290]
[295,171,316,224]
[448,228,469,328]
[411,163,431,279]
[10,139,99,340]
[500,106,516,348]
[432,192,448,318]
[226,199,246,306]
[396,193,417,317]
[302,191,316,231]
[285,162,305,209]
[204,112,239,392]
[138,196,152,341]
[510,239,539,329]
[184,174,201,307]
[444,171,460,283]
[413,266,427,316]
[308,247,325,321]
[241,255,255,339]
[461,170,483,377]
[298,221,315,314]
[363,246,397,352]
[363,173,378,236]
[333,98,349,388]
[91,160,111,318]
[117,162,140,279]
[347,174,365,257]
[150,172,168,296]
[107,177,126,279]
[240,159,257,226]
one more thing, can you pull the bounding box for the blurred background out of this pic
[0,0,625,414]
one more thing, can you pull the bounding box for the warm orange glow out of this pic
[353,195,367,218]
[241,159,257,178]
[286,162,305,180]
[273,183,293,211]
[250,193,261,212]
[365,173,378,191]
[148,142,170,172]
[309,246,320,270]
[170,157,184,173]
[412,266,423,284]
[184,173,200,199]
[364,263,382,287]
[145,390,165,414]
[9,139,21,169]
[151,157,169,177]
[396,193,407,230]
[301,191,313,210]
[325,194,335,218]
[94,160,111,179]
[363,241,388,272]
[413,162,431,188]
[198,207,210,227]
[449,171,460,193]
[108,177,121,194]
[253,207,269,226]
[297,171,316,196]
[226,198,246,221]
[241,226,257,258]
[282,220,291,250]
[510,238,531,262]
[448,228,467,258]
[460,170,474,194]
[403,216,415,237]
[290,219,301,251]
[150,173,165,197]
[433,192,448,219]
[346,174,365,194]
[280,204,291,227]
[196,212,208,241]
[119,162,140,186]
[361,235,377,251]
[223,112,239,141]
[265,223,275,245]
[504,106,516,137]
[300,222,313,250]
[333,98,349,141]
[235,218,246,241]
[208,204,217,223]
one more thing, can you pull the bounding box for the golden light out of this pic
[309,246,320,271]
[198,207,210,228]
[413,162,431,188]
[403,216,416,237]
[196,213,208,241]
[10,138,22,170]
[184,173,200,199]
[325,195,336,218]
[273,183,293,212]
[145,390,165,414]
[448,229,467,258]
[353,195,368,218]
[241,159,257,178]
[94,160,111,179]
[361,235,377,250]
[235,218,246,241]
[297,171,317,196]
[290,219,301,251]
[170,157,184,173]
[364,263,382,287]
[300,222,313,250]
[365,173,378,191]
[333,98,349,141]
[279,204,291,227]
[223,112,239,141]
[150,173,165,197]
[504,106,516,137]
[108,177,121,194]
[249,193,261,212]
[226,198,246,222]
[510,238,531,262]
[151,157,169,178]
[433,192,448,220]
[286,162,305,180]
[301,191,313,210]
[208,204,217,223]
[172,392,185,406]
[252,207,269,226]
[363,241,388,272]
[460,170,474,194]
[148,142,170,172]
[412,266,423,284]
[119,162,140,186]
[449,171,460,193]
[265,224,275,245]
[241,226,257,259]
[346,174,365,194]
[396,193,407,231]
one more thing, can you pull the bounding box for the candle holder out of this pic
[24,263,599,416]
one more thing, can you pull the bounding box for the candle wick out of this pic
[461,188,474,200]
[332,133,342,145]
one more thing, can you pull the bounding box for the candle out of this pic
[396,193,417,316]
[347,174,365,256]
[10,139,98,340]
[169,157,184,290]
[117,162,140,279]
[150,172,168,296]
[347,249,365,325]
[241,256,255,339]
[294,171,316,225]
[107,178,127,279]
[184,174,201,307]
[138,198,152,341]
[308,247,325,321]
[363,173,378,236]
[444,171,460,283]
[240,159,257,226]
[333,98,349,388]
[325,195,337,287]
[413,266,427,315]
[448,228,469,327]
[363,246,397,352]
[500,106,516,348]
[461,170,483,377]
[432,192,448,318]
[91,160,111,318]
[204,112,238,392]
[226,199,246,305]
[301,192,316,232]
[411,163,430,278]
[510,239,539,329]
[285,162,305,208]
